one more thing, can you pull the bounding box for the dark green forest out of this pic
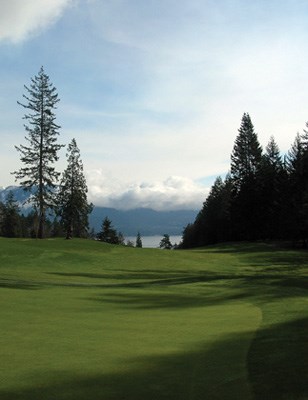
[181,113,308,248]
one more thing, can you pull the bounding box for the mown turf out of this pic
[0,238,307,399]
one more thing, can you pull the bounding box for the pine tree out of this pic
[194,176,233,245]
[258,136,286,239]
[231,113,263,192]
[57,139,92,239]
[2,191,22,237]
[13,67,64,238]
[0,202,5,236]
[286,133,303,177]
[136,232,143,248]
[97,217,119,244]
[230,113,263,240]
[286,132,308,245]
[117,232,125,245]
[159,234,172,249]
[180,223,198,249]
[180,174,233,248]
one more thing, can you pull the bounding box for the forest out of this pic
[181,112,308,248]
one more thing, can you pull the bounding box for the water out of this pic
[125,235,182,248]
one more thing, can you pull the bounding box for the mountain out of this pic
[0,186,198,236]
[0,185,33,207]
[90,207,197,236]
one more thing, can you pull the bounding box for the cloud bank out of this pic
[0,0,73,43]
[86,171,208,211]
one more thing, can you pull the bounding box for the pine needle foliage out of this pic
[57,139,93,239]
[13,67,64,238]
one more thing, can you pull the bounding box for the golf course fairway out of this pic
[0,238,307,399]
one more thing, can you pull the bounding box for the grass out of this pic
[0,238,307,399]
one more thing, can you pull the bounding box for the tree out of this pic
[180,223,198,249]
[117,232,125,245]
[136,232,143,248]
[97,217,119,244]
[159,234,172,249]
[13,67,64,238]
[180,175,233,248]
[50,217,65,238]
[258,136,286,239]
[195,176,232,245]
[231,113,263,191]
[179,117,308,248]
[57,139,93,239]
[230,113,263,240]
[285,131,308,245]
[22,210,39,238]
[2,191,22,237]
[0,201,5,236]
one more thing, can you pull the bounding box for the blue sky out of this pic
[1,0,308,210]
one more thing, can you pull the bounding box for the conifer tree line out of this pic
[0,67,93,239]
[181,113,308,248]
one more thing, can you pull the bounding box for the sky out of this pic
[1,0,308,211]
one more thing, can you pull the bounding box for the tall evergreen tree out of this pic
[2,191,22,237]
[159,234,172,249]
[286,131,308,245]
[258,136,286,239]
[180,223,198,249]
[0,201,4,236]
[136,232,143,248]
[181,175,232,247]
[13,67,64,238]
[286,134,303,176]
[57,139,92,239]
[180,119,308,248]
[97,217,119,244]
[230,113,263,239]
[231,113,263,191]
[194,177,225,245]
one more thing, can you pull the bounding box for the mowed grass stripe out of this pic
[0,238,307,399]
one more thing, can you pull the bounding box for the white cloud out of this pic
[86,171,208,211]
[2,0,308,212]
[0,0,73,43]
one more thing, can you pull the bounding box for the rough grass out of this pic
[0,238,307,399]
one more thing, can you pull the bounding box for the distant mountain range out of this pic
[0,185,33,207]
[0,186,198,236]
[89,207,197,236]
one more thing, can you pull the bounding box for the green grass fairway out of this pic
[0,239,307,399]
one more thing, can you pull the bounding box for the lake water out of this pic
[126,235,182,248]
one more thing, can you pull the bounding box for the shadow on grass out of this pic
[0,279,41,290]
[0,331,255,400]
[195,242,279,254]
[87,290,252,310]
[201,242,308,269]
[248,316,308,400]
[1,272,306,300]
[48,269,308,287]
[1,318,307,400]
[243,253,308,270]
[86,279,307,312]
